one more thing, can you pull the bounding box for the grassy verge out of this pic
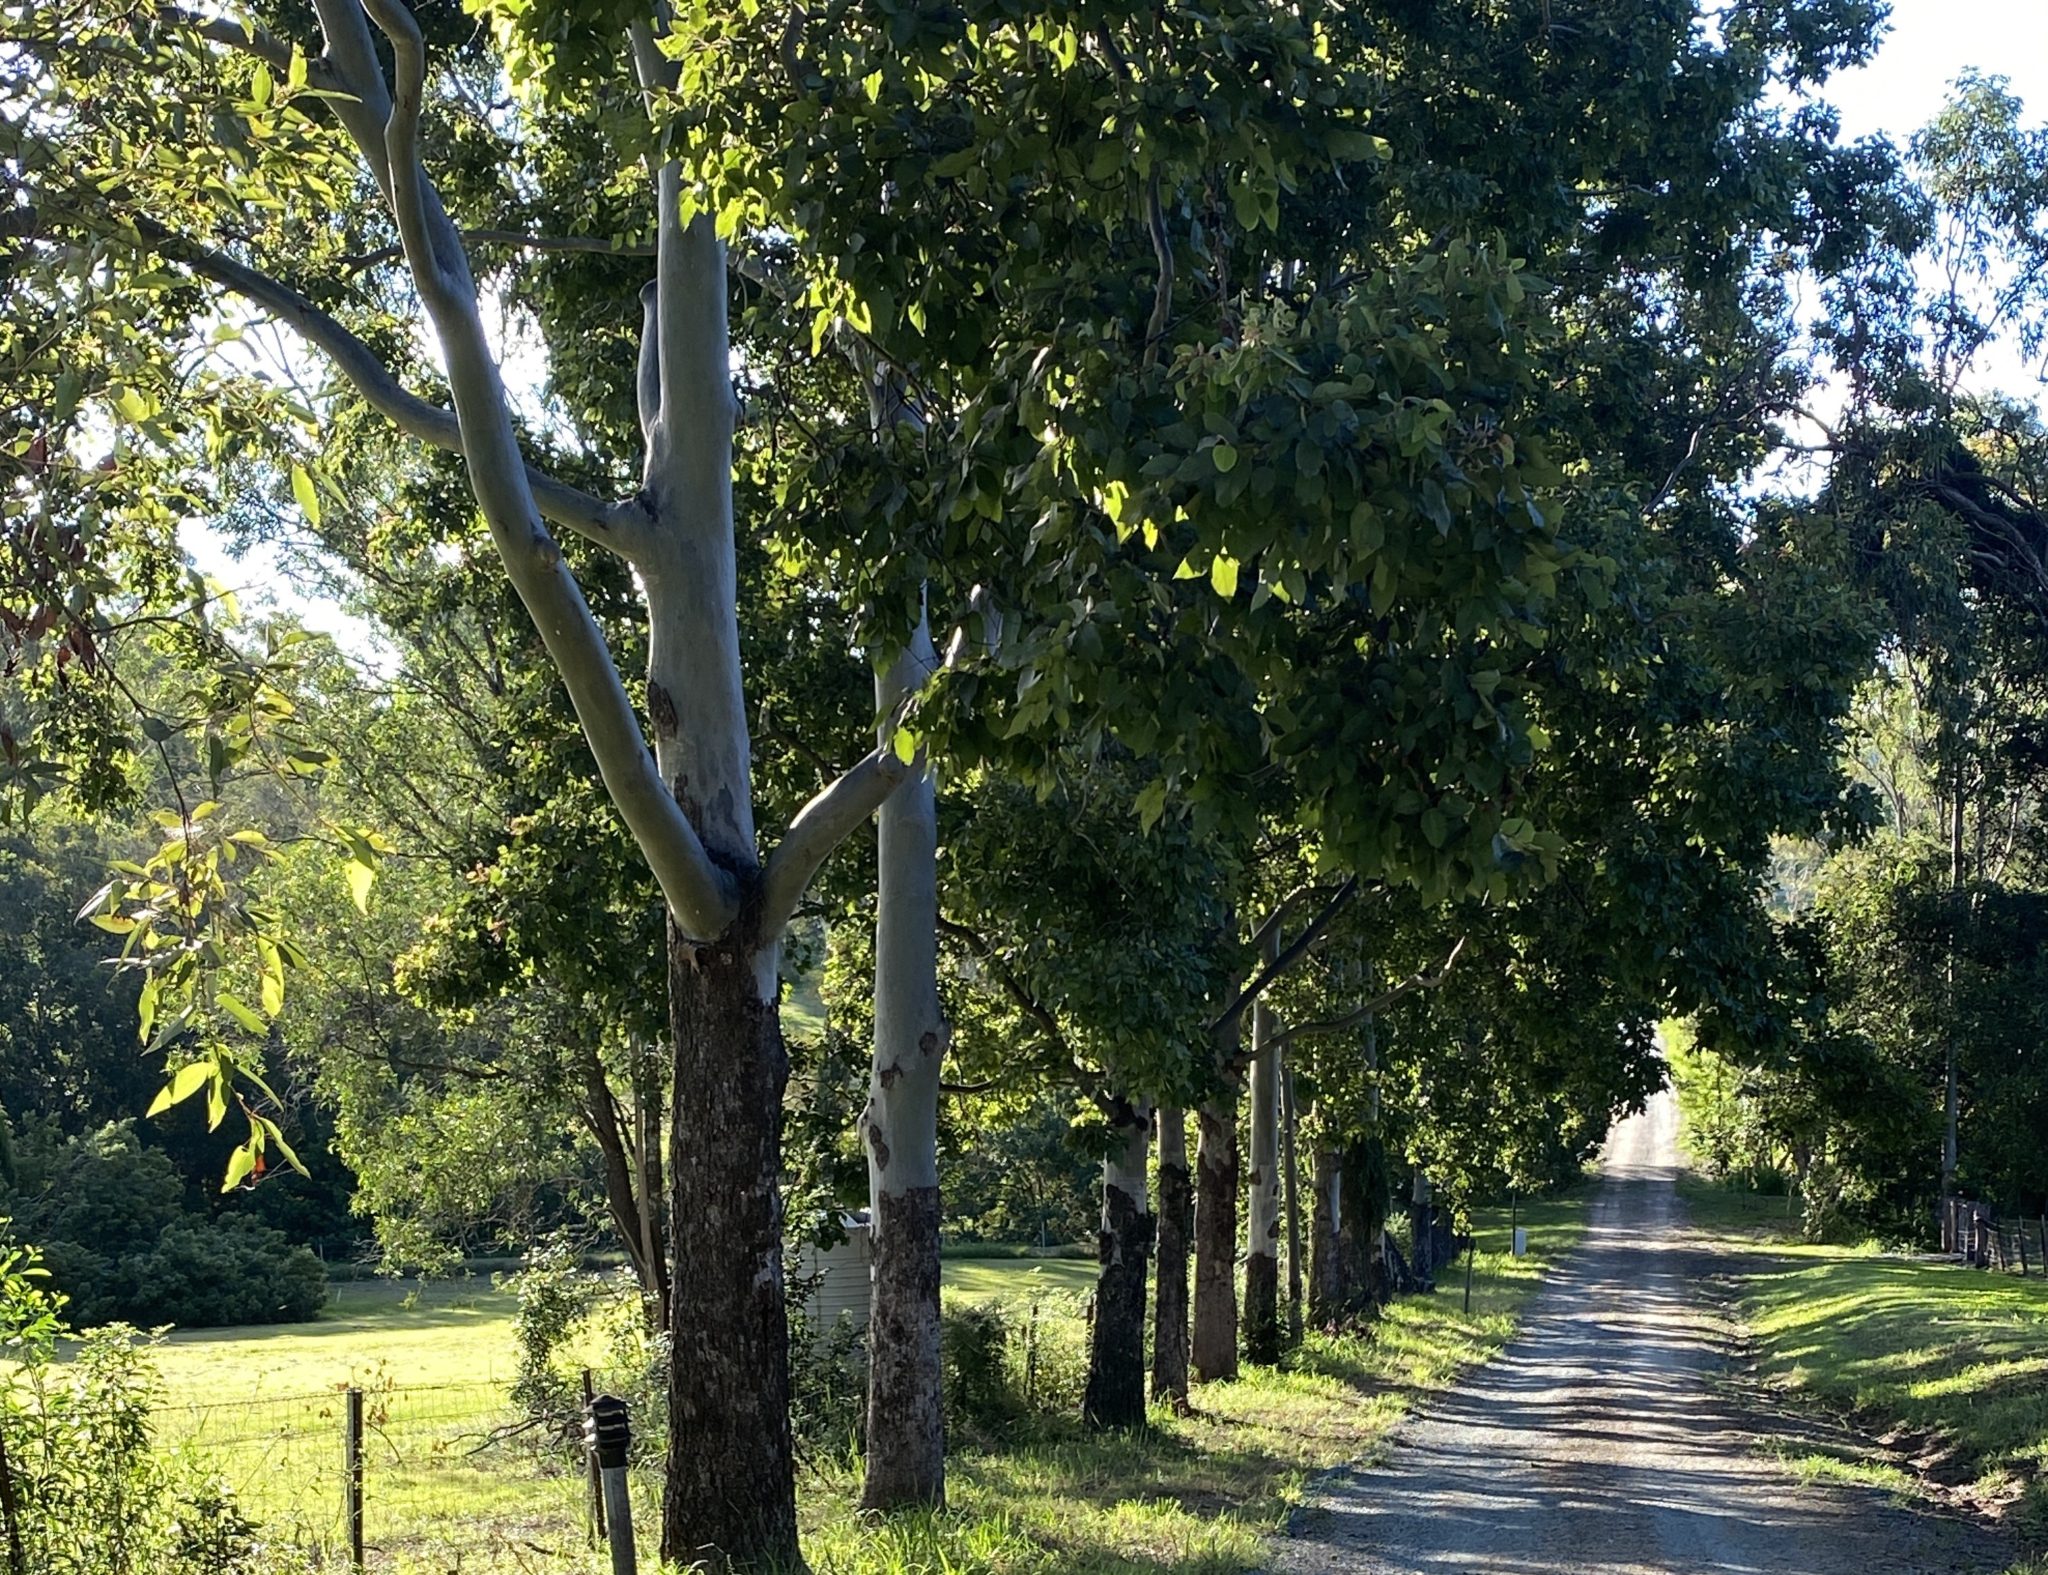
[137,1192,1587,1572]
[1680,1174,2048,1547]
[800,1188,1591,1575]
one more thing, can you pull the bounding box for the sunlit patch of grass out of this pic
[1756,1436,1915,1496]
[1726,1239,2048,1536]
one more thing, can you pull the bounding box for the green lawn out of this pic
[1678,1175,2048,1544]
[131,1197,1587,1572]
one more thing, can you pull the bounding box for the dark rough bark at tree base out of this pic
[1338,1138,1390,1318]
[1191,1103,1240,1383]
[661,926,802,1571]
[1084,1181,1153,1429]
[1243,1250,1280,1365]
[1151,1111,1192,1406]
[861,1184,944,1510]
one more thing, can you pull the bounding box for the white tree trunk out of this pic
[1083,1101,1154,1428]
[1244,987,1283,1364]
[861,616,946,1508]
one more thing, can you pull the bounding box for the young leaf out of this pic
[218,991,269,1036]
[145,1059,214,1118]
[222,1142,257,1192]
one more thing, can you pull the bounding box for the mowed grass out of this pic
[1678,1175,2048,1541]
[136,1194,1589,1572]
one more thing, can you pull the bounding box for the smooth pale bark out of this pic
[1281,1066,1303,1348]
[1083,1103,1154,1429]
[860,625,946,1511]
[1308,1143,1343,1327]
[1191,1099,1240,1383]
[213,11,910,1562]
[1243,987,1282,1365]
[1151,1106,1192,1407]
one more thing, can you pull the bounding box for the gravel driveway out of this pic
[1272,1093,2012,1575]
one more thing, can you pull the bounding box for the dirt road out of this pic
[1273,1093,2010,1574]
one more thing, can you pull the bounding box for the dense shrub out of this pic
[788,1308,867,1461]
[940,1300,1015,1431]
[2,1122,328,1328]
[120,1217,329,1328]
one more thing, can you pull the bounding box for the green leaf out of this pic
[1212,442,1239,474]
[146,1059,213,1118]
[1210,554,1240,599]
[891,727,917,766]
[345,857,374,913]
[1133,778,1169,833]
[257,937,284,1017]
[290,464,321,526]
[218,991,268,1036]
[222,1142,257,1192]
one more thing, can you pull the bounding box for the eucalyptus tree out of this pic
[10,1,925,1558]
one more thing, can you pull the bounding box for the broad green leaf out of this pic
[345,857,374,913]
[291,464,321,526]
[146,1059,214,1118]
[222,1143,257,1192]
[218,991,268,1036]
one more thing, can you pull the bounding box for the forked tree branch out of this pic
[332,0,739,937]
[1210,876,1360,1042]
[114,214,649,551]
[758,745,910,938]
[1263,936,1469,1054]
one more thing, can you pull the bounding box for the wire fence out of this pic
[152,1378,615,1570]
[1940,1197,2048,1274]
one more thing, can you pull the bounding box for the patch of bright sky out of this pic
[179,283,557,664]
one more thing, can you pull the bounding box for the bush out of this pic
[0,1243,315,1575]
[119,1217,329,1328]
[788,1308,866,1462]
[2,1124,327,1328]
[940,1300,1015,1432]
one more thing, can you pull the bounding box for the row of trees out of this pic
[6,0,2048,1566]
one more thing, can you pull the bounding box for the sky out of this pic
[182,0,2048,642]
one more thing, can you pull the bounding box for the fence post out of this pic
[585,1394,637,1575]
[582,1369,605,1543]
[345,1385,365,1573]
[2019,1223,2031,1277]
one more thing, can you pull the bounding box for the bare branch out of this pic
[163,7,338,89]
[117,216,646,552]
[1142,173,1174,366]
[758,745,910,938]
[1210,876,1360,1042]
[1263,936,1469,1055]
[937,916,1076,1070]
[341,229,657,273]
